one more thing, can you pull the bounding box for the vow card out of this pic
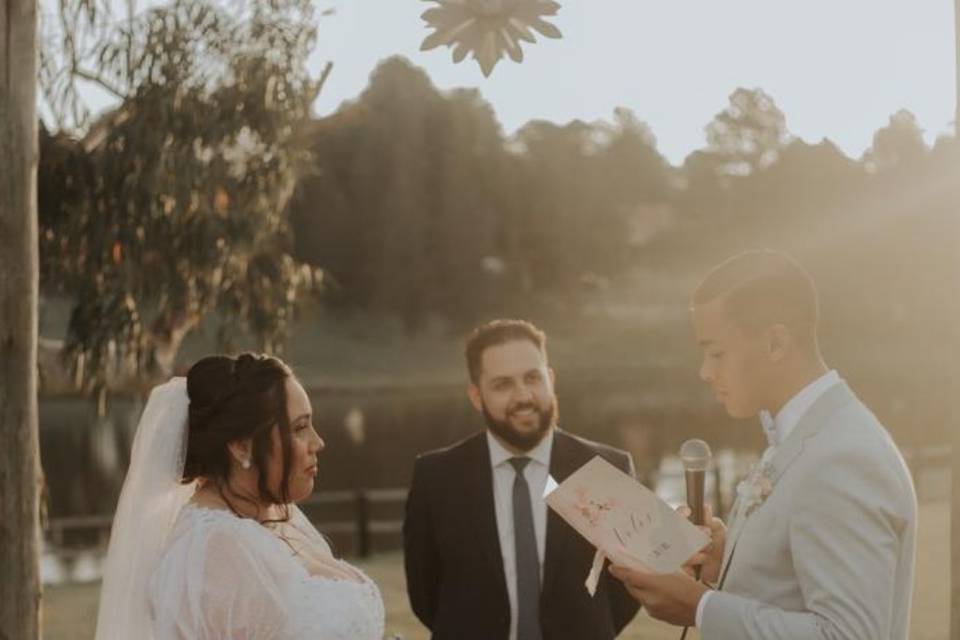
[545,456,709,574]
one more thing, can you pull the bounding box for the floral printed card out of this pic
[545,456,709,574]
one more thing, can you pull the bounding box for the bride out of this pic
[94,353,386,639]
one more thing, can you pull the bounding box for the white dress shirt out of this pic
[487,428,554,640]
[695,370,841,627]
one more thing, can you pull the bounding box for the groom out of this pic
[403,319,640,639]
[610,250,918,639]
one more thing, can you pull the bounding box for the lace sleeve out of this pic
[150,511,290,640]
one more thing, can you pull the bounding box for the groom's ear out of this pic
[767,324,791,363]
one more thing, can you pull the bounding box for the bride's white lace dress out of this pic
[148,503,385,640]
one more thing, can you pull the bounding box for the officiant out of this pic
[403,319,640,640]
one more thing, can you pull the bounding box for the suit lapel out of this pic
[768,382,855,484]
[718,381,857,582]
[541,430,585,599]
[720,493,749,573]
[463,433,508,598]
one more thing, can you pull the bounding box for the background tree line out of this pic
[38,47,959,447]
[282,57,959,453]
[287,58,958,340]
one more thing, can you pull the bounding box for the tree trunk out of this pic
[0,1,42,639]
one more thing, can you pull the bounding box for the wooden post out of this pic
[953,5,960,637]
[0,0,42,638]
[955,0,960,137]
[953,8,960,638]
[356,490,371,558]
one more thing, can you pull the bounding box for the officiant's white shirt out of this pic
[696,369,840,627]
[487,428,553,640]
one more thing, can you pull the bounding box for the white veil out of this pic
[95,377,195,640]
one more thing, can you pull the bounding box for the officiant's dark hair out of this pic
[183,352,296,518]
[693,249,819,350]
[465,319,547,384]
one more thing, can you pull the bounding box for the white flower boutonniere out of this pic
[736,459,774,517]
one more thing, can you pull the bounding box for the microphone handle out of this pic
[685,468,705,583]
[684,468,706,526]
[680,467,708,640]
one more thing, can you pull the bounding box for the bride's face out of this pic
[266,378,324,503]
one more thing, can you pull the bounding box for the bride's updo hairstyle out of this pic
[183,353,295,509]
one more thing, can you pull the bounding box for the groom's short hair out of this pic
[465,319,547,384]
[693,249,819,347]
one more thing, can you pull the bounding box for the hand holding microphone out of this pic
[678,503,725,585]
[607,439,726,634]
[679,439,726,585]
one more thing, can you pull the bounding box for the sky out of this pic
[61,0,957,165]
[308,0,957,164]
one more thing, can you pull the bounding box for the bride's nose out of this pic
[310,427,325,453]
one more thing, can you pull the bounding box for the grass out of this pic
[44,502,949,639]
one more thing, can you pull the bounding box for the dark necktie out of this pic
[509,456,542,640]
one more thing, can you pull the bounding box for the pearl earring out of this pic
[241,458,251,470]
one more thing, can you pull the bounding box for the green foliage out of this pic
[38,35,958,443]
[39,0,323,392]
[289,59,673,329]
[863,109,928,172]
[291,58,512,329]
[508,113,671,290]
[705,87,788,176]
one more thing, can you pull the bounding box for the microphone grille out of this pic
[680,438,712,472]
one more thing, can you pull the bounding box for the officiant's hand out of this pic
[608,565,708,627]
[677,504,725,585]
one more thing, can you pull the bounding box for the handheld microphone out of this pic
[678,439,712,640]
[679,438,712,527]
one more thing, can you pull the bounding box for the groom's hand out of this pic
[677,504,725,585]
[608,565,708,627]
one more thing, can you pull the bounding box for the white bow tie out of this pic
[760,410,779,448]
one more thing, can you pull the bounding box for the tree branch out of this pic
[72,66,126,99]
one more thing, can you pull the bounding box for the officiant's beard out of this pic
[482,398,556,452]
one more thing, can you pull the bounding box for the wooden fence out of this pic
[44,445,950,562]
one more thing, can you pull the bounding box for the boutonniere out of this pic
[736,459,774,517]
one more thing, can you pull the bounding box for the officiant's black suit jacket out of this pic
[403,429,641,640]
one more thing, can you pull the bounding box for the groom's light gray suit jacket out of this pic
[701,381,917,640]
